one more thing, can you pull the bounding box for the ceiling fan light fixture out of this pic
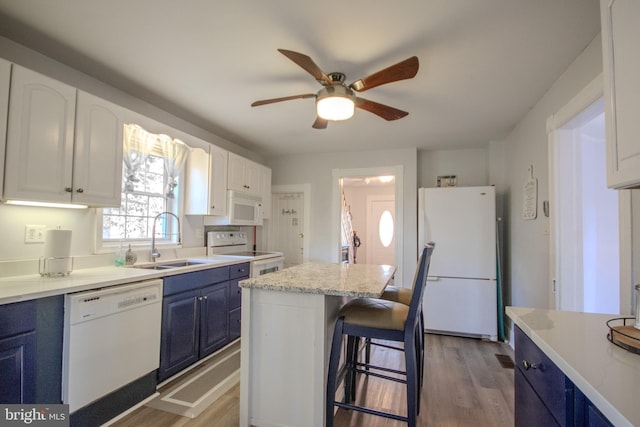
[316,85,355,121]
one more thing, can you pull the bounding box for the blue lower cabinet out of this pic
[228,277,243,341]
[0,300,37,404]
[515,367,560,426]
[574,387,614,427]
[159,289,201,381]
[0,331,36,403]
[515,326,613,427]
[159,264,249,382]
[200,282,229,357]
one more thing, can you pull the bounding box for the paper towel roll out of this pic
[44,229,72,259]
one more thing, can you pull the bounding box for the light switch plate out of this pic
[25,225,46,243]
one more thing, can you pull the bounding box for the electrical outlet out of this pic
[25,225,47,243]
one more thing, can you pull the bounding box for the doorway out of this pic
[333,166,403,285]
[548,74,627,314]
[268,184,310,268]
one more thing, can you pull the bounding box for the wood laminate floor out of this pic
[111,334,514,427]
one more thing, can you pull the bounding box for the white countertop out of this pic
[506,306,640,427]
[239,262,396,297]
[0,256,251,305]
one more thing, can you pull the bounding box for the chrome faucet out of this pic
[151,211,182,262]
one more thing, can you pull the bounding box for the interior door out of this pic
[366,195,395,265]
[270,192,304,267]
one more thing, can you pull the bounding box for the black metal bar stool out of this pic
[371,256,428,389]
[326,244,435,427]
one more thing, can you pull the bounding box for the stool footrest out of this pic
[334,401,409,423]
[354,361,407,377]
[353,367,407,384]
[368,339,404,352]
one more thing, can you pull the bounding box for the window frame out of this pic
[94,131,185,254]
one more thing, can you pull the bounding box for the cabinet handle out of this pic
[211,205,215,209]
[65,187,73,193]
[198,296,202,301]
[203,296,208,300]
[521,360,537,370]
[76,188,84,193]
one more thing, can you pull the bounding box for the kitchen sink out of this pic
[132,260,209,270]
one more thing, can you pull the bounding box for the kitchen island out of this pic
[238,262,396,427]
[507,306,640,426]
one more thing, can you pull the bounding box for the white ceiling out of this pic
[0,1,600,157]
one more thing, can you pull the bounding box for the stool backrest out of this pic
[407,243,435,328]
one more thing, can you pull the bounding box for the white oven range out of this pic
[207,231,285,278]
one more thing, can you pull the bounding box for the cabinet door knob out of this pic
[76,188,84,193]
[65,187,73,193]
[521,360,537,370]
[202,296,208,300]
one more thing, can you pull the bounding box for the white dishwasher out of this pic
[62,279,163,413]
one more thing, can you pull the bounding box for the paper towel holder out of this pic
[39,256,74,277]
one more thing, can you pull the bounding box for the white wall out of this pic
[503,34,604,310]
[418,148,490,188]
[266,148,417,286]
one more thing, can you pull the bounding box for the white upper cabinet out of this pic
[185,144,228,216]
[73,91,124,207]
[210,145,228,215]
[601,0,640,188]
[228,152,261,196]
[4,65,77,203]
[0,59,10,200]
[261,166,272,219]
[4,66,125,206]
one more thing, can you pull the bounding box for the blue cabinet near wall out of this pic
[0,300,36,404]
[158,263,249,382]
[514,326,614,427]
[0,296,64,405]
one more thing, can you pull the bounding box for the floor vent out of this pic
[495,354,515,369]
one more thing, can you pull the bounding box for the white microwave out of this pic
[204,190,263,226]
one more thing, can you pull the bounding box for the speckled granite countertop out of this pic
[239,262,396,297]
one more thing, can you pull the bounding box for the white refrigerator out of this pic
[418,186,497,341]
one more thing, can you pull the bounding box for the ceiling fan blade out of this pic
[350,56,419,92]
[278,49,333,86]
[312,117,328,129]
[251,93,315,107]
[354,97,409,121]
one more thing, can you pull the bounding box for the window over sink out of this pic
[96,124,189,251]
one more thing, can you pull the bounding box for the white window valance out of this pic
[123,124,154,192]
[159,134,189,198]
[123,124,190,197]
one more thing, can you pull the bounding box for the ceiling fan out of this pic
[251,49,419,129]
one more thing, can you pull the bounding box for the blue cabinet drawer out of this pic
[229,279,242,309]
[163,266,230,296]
[515,326,571,425]
[230,262,250,280]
